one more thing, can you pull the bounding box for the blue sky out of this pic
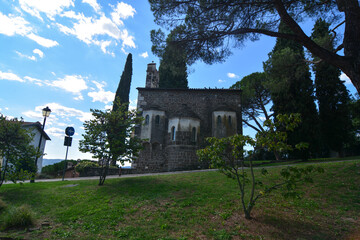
[0,0,357,162]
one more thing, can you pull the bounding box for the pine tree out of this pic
[114,53,132,111]
[264,22,319,160]
[311,19,352,157]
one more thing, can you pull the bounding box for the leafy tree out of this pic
[79,102,142,186]
[264,22,319,160]
[149,0,360,94]
[311,19,353,157]
[197,113,322,220]
[151,28,188,89]
[0,115,38,187]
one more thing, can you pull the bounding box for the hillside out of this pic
[1,160,359,239]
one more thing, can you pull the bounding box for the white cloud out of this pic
[23,103,92,124]
[0,12,32,36]
[139,51,148,58]
[15,51,36,61]
[26,33,59,48]
[19,0,74,21]
[33,49,44,58]
[57,2,136,54]
[49,75,88,99]
[129,99,137,111]
[218,79,226,83]
[0,71,24,82]
[111,2,136,26]
[340,72,351,85]
[87,80,115,104]
[227,73,239,79]
[46,127,65,138]
[24,76,45,86]
[0,12,58,48]
[82,0,101,13]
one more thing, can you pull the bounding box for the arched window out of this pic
[191,127,196,142]
[155,115,160,125]
[171,126,176,141]
[145,115,150,125]
[228,116,232,125]
[217,115,222,127]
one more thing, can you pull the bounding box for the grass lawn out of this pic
[0,160,359,239]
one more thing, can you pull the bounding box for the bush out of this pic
[3,205,35,229]
[42,160,77,177]
[75,161,98,173]
[0,198,7,212]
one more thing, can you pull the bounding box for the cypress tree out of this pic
[264,22,319,160]
[114,53,132,111]
[109,53,132,165]
[311,19,352,157]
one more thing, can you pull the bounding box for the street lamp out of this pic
[31,106,51,183]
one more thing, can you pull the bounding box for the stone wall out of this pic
[133,88,242,173]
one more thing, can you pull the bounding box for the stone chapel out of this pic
[132,63,242,173]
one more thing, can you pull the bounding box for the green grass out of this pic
[0,160,360,239]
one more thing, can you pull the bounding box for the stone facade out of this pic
[132,63,242,173]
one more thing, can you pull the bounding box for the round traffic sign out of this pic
[65,126,75,136]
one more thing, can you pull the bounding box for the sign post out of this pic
[62,127,75,181]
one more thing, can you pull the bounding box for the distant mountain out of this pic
[42,159,64,167]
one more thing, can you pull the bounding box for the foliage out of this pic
[0,198,7,212]
[151,27,188,89]
[113,53,132,112]
[79,102,142,185]
[149,0,360,94]
[111,53,133,166]
[2,205,35,230]
[74,160,98,173]
[0,115,39,187]
[264,22,319,160]
[197,113,320,219]
[311,18,353,156]
[5,167,32,184]
[42,160,77,177]
[230,72,272,132]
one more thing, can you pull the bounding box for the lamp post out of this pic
[31,106,51,183]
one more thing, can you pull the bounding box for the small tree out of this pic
[197,114,323,219]
[79,103,142,186]
[0,115,38,187]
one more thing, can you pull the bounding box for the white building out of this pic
[1,121,51,173]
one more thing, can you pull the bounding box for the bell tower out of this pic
[145,62,159,88]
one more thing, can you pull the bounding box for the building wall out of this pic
[133,88,242,173]
[23,125,47,173]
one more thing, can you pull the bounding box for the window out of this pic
[191,127,196,142]
[217,115,222,127]
[171,126,176,141]
[145,115,150,125]
[228,116,232,125]
[155,115,160,125]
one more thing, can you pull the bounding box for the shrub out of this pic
[75,161,98,173]
[42,160,77,177]
[0,198,7,212]
[3,205,35,229]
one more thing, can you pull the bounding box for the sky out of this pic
[0,0,357,163]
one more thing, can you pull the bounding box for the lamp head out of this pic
[42,106,51,117]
